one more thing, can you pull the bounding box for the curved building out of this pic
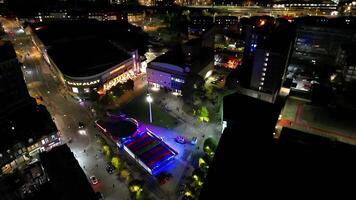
[26,20,146,99]
[45,39,140,97]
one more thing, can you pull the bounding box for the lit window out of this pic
[261,77,265,81]
[262,73,266,76]
[259,86,262,90]
[260,82,264,85]
[262,68,267,71]
[84,88,90,93]
[266,52,269,56]
[264,63,268,66]
[265,58,269,61]
[72,87,79,93]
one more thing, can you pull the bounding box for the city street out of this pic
[1,17,223,200]
[1,17,132,200]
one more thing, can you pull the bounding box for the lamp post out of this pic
[146,94,153,123]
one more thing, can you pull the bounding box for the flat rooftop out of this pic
[0,100,57,159]
[47,39,131,77]
[0,40,17,62]
[150,45,213,75]
[30,20,147,54]
[122,130,177,174]
[40,144,97,200]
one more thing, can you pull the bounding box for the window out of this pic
[72,87,79,93]
[264,63,268,66]
[262,68,267,71]
[262,73,266,76]
[265,52,269,57]
[265,58,269,62]
[261,77,265,81]
[259,86,262,90]
[84,88,90,93]
[260,82,264,85]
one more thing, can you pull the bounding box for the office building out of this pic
[147,38,214,94]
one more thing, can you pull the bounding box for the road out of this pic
[1,17,131,200]
[1,16,222,200]
[187,5,334,17]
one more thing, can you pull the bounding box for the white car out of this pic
[90,175,98,185]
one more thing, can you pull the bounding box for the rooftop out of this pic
[0,40,17,62]
[150,42,213,75]
[0,100,57,154]
[295,16,356,29]
[200,92,356,199]
[39,144,96,200]
[47,39,131,77]
[30,20,147,54]
[122,130,177,174]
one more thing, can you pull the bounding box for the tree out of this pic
[111,156,120,169]
[111,85,124,97]
[129,179,144,199]
[102,145,111,158]
[198,106,209,122]
[120,168,131,182]
[99,94,111,105]
[203,138,217,153]
[89,90,100,102]
[126,79,135,91]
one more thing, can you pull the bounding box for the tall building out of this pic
[336,44,356,83]
[286,16,356,98]
[0,40,31,115]
[250,49,289,94]
[231,17,294,103]
[292,16,356,68]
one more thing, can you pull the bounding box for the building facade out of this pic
[250,49,288,94]
[44,49,140,98]
[147,62,186,92]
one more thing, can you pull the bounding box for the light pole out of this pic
[146,94,153,123]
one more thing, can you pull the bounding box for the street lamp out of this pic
[146,94,153,123]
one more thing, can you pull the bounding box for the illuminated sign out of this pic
[103,70,136,92]
[110,65,126,75]
[66,80,100,86]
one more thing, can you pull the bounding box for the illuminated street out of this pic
[1,0,356,199]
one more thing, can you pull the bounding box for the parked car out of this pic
[90,175,98,185]
[175,136,186,144]
[190,137,198,145]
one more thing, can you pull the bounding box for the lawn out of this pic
[120,94,178,129]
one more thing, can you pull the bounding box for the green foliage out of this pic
[111,156,120,169]
[129,179,144,199]
[203,137,217,152]
[99,94,111,105]
[89,90,100,102]
[102,145,111,158]
[198,106,209,122]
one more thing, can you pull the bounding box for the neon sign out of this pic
[66,79,100,86]
[110,65,126,75]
